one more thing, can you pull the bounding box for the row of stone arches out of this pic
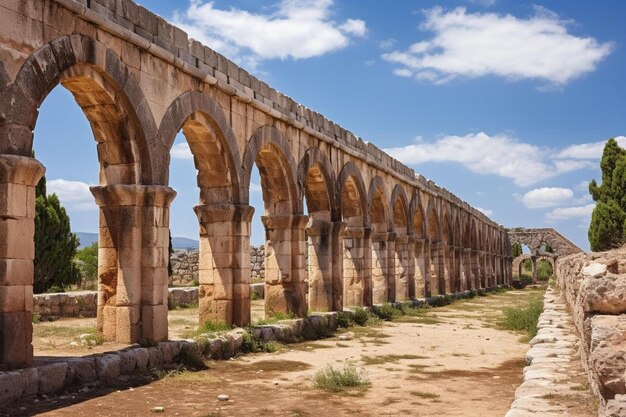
[0,34,511,369]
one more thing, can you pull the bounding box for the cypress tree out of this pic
[34,173,80,293]
[588,139,626,251]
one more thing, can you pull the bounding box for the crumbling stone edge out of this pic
[0,286,507,406]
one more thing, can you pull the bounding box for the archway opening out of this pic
[392,193,410,301]
[427,207,440,296]
[370,184,388,304]
[340,174,369,307]
[412,205,426,298]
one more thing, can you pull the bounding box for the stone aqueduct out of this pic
[0,0,513,370]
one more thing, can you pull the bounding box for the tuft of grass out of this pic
[183,320,232,339]
[313,362,370,392]
[410,391,440,399]
[241,332,279,353]
[498,298,543,343]
[361,354,428,366]
[254,311,296,326]
[32,313,42,324]
[177,346,206,370]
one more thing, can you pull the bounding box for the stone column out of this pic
[479,251,487,288]
[139,187,176,341]
[441,243,451,294]
[262,214,309,318]
[462,248,472,290]
[530,255,537,284]
[453,246,463,292]
[429,241,443,296]
[394,234,410,301]
[343,226,371,307]
[471,249,481,289]
[91,184,175,344]
[0,155,44,370]
[414,238,427,298]
[371,232,389,304]
[406,235,417,299]
[307,220,346,312]
[195,203,254,326]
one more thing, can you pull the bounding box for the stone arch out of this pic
[338,161,369,227]
[242,126,300,215]
[410,191,426,239]
[158,90,241,203]
[441,209,452,246]
[3,34,157,184]
[297,147,337,222]
[390,184,410,235]
[426,201,440,242]
[368,176,389,234]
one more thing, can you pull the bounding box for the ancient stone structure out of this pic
[169,250,199,286]
[0,0,511,369]
[508,227,582,283]
[556,248,626,416]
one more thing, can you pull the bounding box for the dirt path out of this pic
[4,288,568,416]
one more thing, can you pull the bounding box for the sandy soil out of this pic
[3,287,597,417]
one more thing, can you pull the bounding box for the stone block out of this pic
[95,354,121,381]
[115,305,141,343]
[118,349,137,374]
[0,217,34,259]
[37,362,68,394]
[65,358,97,385]
[134,347,150,370]
[142,304,168,342]
[0,311,32,368]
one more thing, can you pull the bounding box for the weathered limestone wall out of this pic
[556,248,626,416]
[169,250,199,286]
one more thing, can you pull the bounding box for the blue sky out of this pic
[34,0,626,250]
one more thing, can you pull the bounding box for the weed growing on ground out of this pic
[410,391,440,399]
[498,298,543,342]
[313,362,370,392]
[182,320,232,339]
[254,311,296,325]
[241,332,279,353]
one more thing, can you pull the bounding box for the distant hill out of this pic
[76,232,198,250]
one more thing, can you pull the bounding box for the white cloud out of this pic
[383,6,613,87]
[250,182,263,193]
[546,203,595,220]
[378,38,396,49]
[475,207,493,216]
[171,142,193,160]
[576,180,590,191]
[521,187,573,209]
[557,136,626,159]
[173,0,367,68]
[47,179,95,211]
[470,0,496,6]
[393,68,413,77]
[384,132,594,187]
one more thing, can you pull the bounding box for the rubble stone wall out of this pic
[556,248,626,416]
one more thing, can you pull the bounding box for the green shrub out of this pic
[241,332,279,353]
[313,362,369,392]
[254,311,295,325]
[336,311,352,328]
[46,285,65,294]
[371,303,402,321]
[351,307,371,326]
[32,313,42,324]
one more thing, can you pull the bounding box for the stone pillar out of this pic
[471,250,481,289]
[442,243,451,294]
[531,255,537,284]
[428,241,442,296]
[0,155,44,370]
[462,248,472,290]
[414,238,427,298]
[262,214,309,317]
[307,220,346,312]
[343,226,371,307]
[479,251,487,288]
[91,184,176,344]
[454,246,463,292]
[406,236,416,299]
[139,187,176,341]
[371,232,389,304]
[195,203,254,326]
[394,234,410,301]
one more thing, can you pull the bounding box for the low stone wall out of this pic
[33,291,97,319]
[170,246,266,286]
[556,248,626,416]
[0,312,339,405]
